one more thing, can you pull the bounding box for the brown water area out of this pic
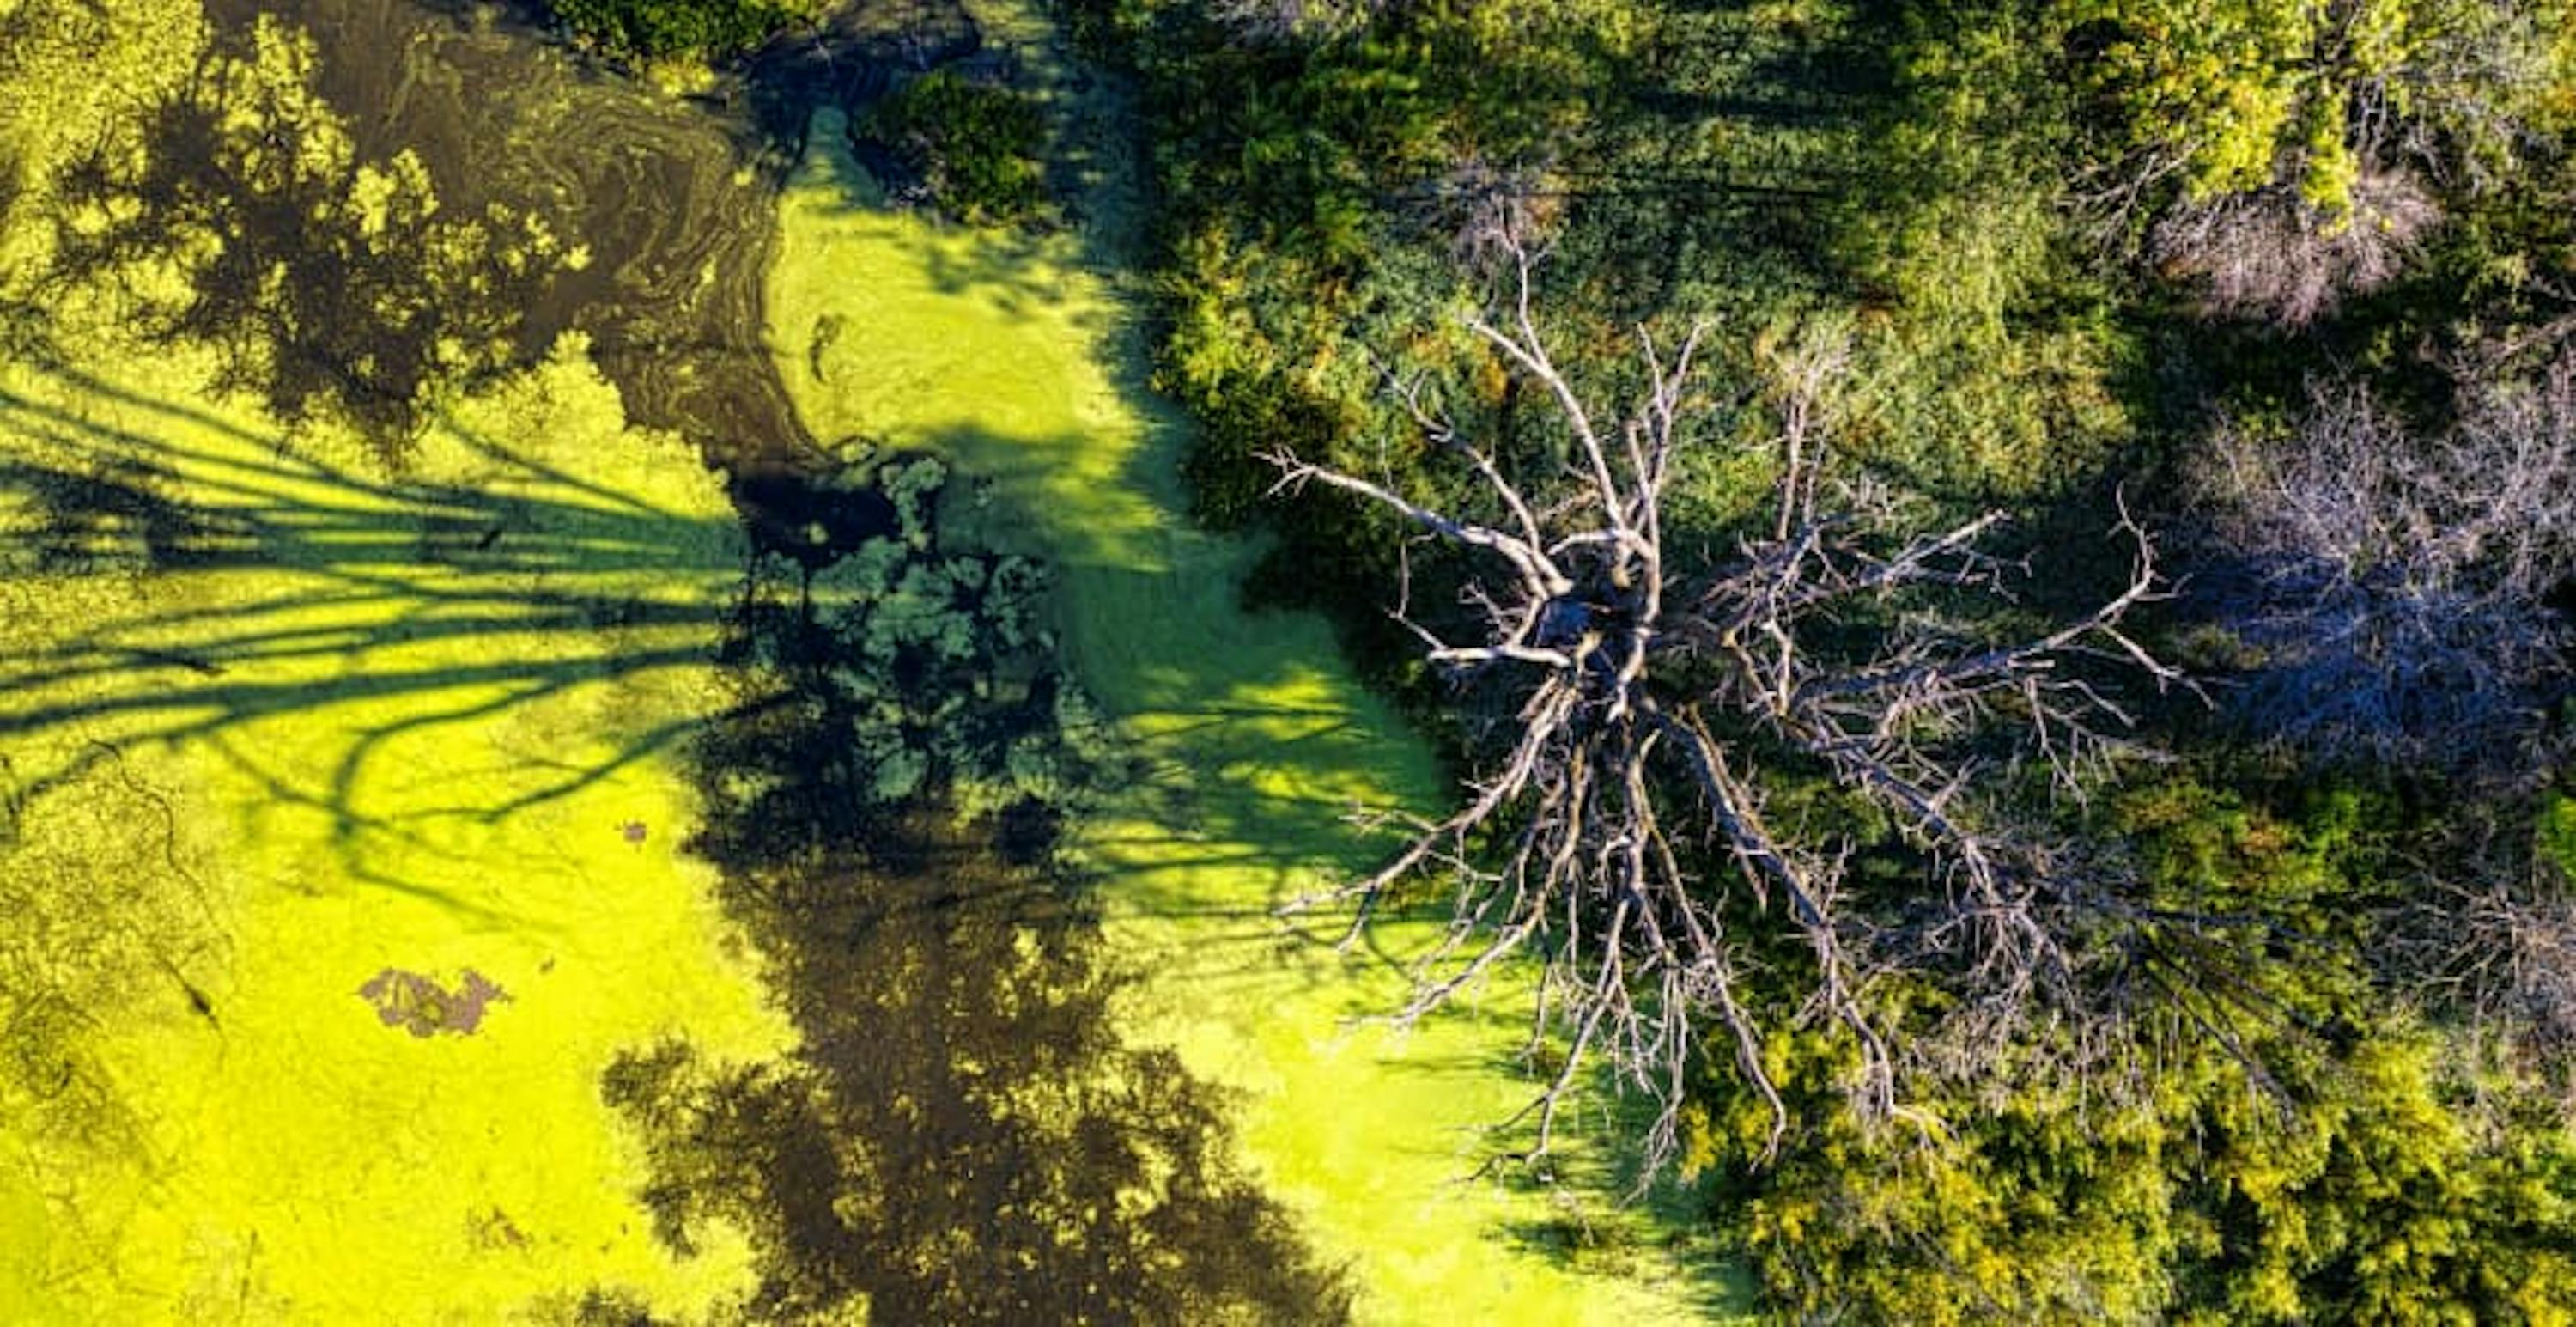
[138,0,1351,1317]
[194,0,816,463]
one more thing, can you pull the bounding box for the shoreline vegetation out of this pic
[5,0,2574,1318]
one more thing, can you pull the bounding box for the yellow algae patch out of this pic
[0,338,790,1320]
[0,0,203,236]
[769,100,1748,1323]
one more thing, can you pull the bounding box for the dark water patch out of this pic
[153,0,1019,472]
[726,466,896,570]
[45,17,557,457]
[599,853,1351,1324]
[600,457,1352,1323]
[193,0,827,467]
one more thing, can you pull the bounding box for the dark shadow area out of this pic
[591,451,1355,1324]
[1536,0,1898,324]
[744,0,984,153]
[45,19,554,455]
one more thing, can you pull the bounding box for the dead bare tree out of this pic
[1408,155,1557,276]
[2148,162,2440,328]
[2420,867,2576,1095]
[2361,797,2576,1121]
[2190,352,2576,772]
[2076,0,2553,325]
[1267,247,2185,1167]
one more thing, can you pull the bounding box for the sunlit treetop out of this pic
[2066,0,2563,220]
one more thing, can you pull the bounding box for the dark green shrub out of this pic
[860,70,1048,226]
[546,0,799,60]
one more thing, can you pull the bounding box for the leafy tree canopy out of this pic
[546,0,805,60]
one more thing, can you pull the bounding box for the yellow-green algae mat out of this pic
[0,338,792,1318]
[770,108,1747,1324]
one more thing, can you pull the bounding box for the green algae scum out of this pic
[0,0,1743,1318]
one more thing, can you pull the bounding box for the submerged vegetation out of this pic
[762,100,1736,1318]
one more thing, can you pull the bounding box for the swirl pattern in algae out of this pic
[195,0,818,461]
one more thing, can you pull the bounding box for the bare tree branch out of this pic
[2189,352,2576,774]
[1270,248,2188,1171]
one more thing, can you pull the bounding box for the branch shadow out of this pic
[0,356,752,916]
[589,454,1359,1324]
[3,347,1360,1321]
[10,0,1363,1314]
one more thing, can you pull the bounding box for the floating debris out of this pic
[356,967,510,1038]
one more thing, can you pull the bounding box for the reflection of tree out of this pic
[47,15,563,452]
[597,464,1351,1324]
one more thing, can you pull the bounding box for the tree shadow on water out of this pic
[3,352,1352,1320]
[0,358,756,914]
[569,445,1352,1322]
[598,819,1353,1324]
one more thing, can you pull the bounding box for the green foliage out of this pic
[860,70,1050,226]
[545,0,799,60]
[2117,777,2391,935]
[2061,0,2565,216]
[1693,776,2576,1323]
[1073,0,1783,654]
[2063,0,2312,198]
[1830,0,2136,493]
